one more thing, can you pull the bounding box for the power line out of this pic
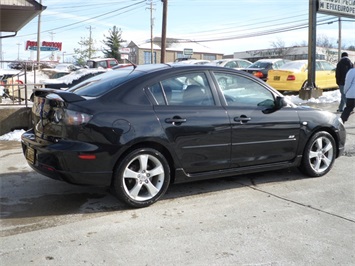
[175,18,340,43]
[15,0,147,38]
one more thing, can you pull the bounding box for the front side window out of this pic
[214,72,275,108]
[148,72,215,106]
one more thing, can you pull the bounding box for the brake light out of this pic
[287,75,296,81]
[253,71,264,78]
[63,110,93,125]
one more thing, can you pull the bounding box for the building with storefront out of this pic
[126,38,223,64]
[233,46,355,64]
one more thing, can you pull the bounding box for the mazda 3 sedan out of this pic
[22,64,346,208]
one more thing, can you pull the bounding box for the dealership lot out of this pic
[0,103,354,265]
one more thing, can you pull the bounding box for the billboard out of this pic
[318,0,355,18]
[25,41,62,51]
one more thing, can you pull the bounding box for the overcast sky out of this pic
[1,0,354,62]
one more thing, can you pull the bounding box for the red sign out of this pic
[25,41,62,51]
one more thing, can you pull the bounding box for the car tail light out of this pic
[63,110,93,125]
[287,75,296,81]
[253,71,264,78]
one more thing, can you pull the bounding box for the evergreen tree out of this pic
[74,37,97,66]
[102,26,125,61]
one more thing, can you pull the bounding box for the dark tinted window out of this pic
[248,61,271,69]
[148,72,215,106]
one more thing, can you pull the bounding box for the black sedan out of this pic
[242,58,290,81]
[22,64,346,208]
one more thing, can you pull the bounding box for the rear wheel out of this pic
[112,148,170,208]
[299,131,336,177]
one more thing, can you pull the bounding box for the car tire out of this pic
[299,131,336,177]
[112,148,170,208]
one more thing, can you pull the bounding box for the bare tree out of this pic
[270,38,294,58]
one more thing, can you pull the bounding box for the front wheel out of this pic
[299,131,336,177]
[112,148,170,208]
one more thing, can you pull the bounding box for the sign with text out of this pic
[183,48,193,56]
[25,41,63,51]
[28,46,59,51]
[318,0,355,18]
[119,48,131,53]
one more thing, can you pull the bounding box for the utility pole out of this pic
[16,43,22,60]
[147,0,155,64]
[160,0,168,63]
[87,26,93,59]
[37,0,42,66]
[49,31,56,61]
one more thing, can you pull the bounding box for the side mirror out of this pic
[275,96,286,110]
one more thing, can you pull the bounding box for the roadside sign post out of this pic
[300,0,322,100]
[300,0,355,100]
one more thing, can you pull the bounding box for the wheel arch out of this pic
[110,140,176,186]
[303,126,341,158]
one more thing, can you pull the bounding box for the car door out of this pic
[213,71,301,167]
[320,61,337,89]
[149,71,232,174]
[314,61,328,89]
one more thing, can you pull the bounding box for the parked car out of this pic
[86,58,119,69]
[242,58,290,81]
[22,64,346,208]
[42,63,81,79]
[209,58,252,69]
[40,68,107,89]
[267,60,338,92]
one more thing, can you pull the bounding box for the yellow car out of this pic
[267,60,338,92]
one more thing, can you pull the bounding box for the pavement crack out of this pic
[239,182,355,224]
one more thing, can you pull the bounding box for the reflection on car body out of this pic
[21,64,346,208]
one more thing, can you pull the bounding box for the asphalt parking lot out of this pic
[0,102,354,266]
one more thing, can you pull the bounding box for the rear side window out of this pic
[148,72,215,106]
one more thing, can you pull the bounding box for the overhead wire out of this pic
[15,0,147,38]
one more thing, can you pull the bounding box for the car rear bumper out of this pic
[21,130,113,186]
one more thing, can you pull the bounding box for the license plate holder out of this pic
[274,76,280,81]
[26,146,36,164]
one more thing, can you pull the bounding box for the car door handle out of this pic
[234,115,251,124]
[165,117,187,125]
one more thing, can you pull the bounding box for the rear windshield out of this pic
[67,68,140,97]
[248,62,271,68]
